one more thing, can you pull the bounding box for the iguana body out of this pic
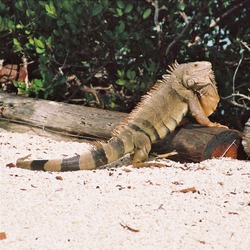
[16,61,225,171]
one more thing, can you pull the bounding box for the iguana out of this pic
[16,61,226,171]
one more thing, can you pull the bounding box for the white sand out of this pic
[0,129,249,250]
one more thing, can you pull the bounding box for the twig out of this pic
[209,0,249,28]
[151,0,167,33]
[66,75,112,106]
[232,42,244,102]
[120,223,139,233]
[66,75,101,105]
[222,92,250,110]
[21,55,30,90]
[240,41,250,51]
[180,11,189,24]
[165,12,196,58]
[153,0,160,32]
[221,94,250,110]
[189,0,249,47]
[221,140,236,157]
[0,59,4,69]
[223,92,250,101]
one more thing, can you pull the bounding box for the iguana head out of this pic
[182,61,220,116]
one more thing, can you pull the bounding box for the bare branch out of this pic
[241,41,250,51]
[222,92,250,110]
[189,0,249,47]
[180,11,189,24]
[150,0,167,33]
[232,42,244,101]
[223,92,250,101]
[153,0,160,32]
[165,12,196,58]
[209,0,249,28]
[66,75,112,106]
[21,56,30,90]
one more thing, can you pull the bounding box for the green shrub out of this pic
[0,0,249,117]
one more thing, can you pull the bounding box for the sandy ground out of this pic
[0,128,249,250]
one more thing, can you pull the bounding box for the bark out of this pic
[242,118,250,156]
[0,93,124,140]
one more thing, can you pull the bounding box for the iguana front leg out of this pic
[188,92,227,128]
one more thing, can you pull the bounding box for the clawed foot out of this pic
[209,122,228,129]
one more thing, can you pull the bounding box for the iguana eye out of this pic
[187,79,195,87]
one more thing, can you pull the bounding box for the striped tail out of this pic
[16,135,134,171]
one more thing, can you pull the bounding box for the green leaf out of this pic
[116,8,123,16]
[92,4,103,16]
[117,70,124,77]
[7,19,14,29]
[28,38,34,45]
[36,47,45,54]
[13,81,19,87]
[143,8,151,19]
[149,62,156,72]
[14,1,23,11]
[117,21,125,34]
[44,91,49,99]
[13,38,19,45]
[26,9,35,17]
[57,19,65,26]
[45,1,57,18]
[110,102,115,109]
[125,3,133,13]
[33,78,43,87]
[16,24,23,29]
[38,63,48,72]
[106,30,114,40]
[117,0,125,9]
[126,70,136,80]
[115,79,126,86]
[178,3,186,11]
[34,37,45,48]
[13,38,22,52]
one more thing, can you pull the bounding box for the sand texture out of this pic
[0,129,249,250]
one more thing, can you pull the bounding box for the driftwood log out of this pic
[0,93,243,162]
[0,93,123,140]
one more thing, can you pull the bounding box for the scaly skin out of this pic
[16,61,226,171]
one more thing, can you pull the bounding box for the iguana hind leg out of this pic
[132,133,165,168]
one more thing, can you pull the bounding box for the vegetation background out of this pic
[0,0,249,130]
